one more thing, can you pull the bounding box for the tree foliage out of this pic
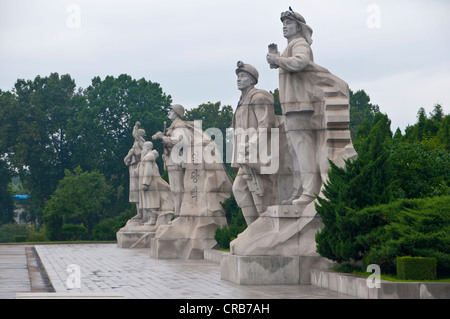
[391,138,450,199]
[1,74,78,225]
[316,103,450,275]
[0,159,15,225]
[315,113,395,262]
[43,167,112,240]
[349,89,380,140]
[0,73,172,227]
[358,196,450,276]
[214,194,247,249]
[184,101,234,174]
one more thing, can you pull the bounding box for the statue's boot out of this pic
[144,210,157,226]
[292,194,315,206]
[281,188,302,205]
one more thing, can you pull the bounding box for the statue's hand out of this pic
[152,132,164,140]
[266,53,280,66]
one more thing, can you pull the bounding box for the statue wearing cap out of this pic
[232,61,278,226]
[150,104,233,259]
[267,9,355,206]
[152,104,233,218]
[152,104,189,216]
[221,8,357,282]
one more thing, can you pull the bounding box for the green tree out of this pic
[349,89,380,139]
[184,101,233,140]
[356,196,450,276]
[0,90,16,224]
[391,138,450,199]
[0,224,30,243]
[1,73,78,226]
[1,73,173,236]
[76,75,172,215]
[315,113,395,263]
[404,106,443,143]
[0,159,15,225]
[43,167,113,240]
[270,89,283,116]
[184,101,234,174]
[437,114,450,150]
[92,208,135,240]
[430,103,444,122]
[214,194,247,249]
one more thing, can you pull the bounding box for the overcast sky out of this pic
[1,0,449,132]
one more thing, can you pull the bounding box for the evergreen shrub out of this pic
[61,224,89,241]
[396,256,437,280]
[14,235,27,242]
[214,194,247,249]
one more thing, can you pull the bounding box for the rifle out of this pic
[242,165,264,197]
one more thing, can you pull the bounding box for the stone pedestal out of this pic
[117,229,155,248]
[221,202,335,285]
[221,255,300,285]
[230,203,320,256]
[221,255,334,285]
[116,211,174,248]
[150,215,227,259]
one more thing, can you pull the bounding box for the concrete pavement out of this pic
[0,245,31,299]
[1,243,357,299]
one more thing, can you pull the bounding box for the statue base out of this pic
[221,203,335,284]
[150,215,227,259]
[116,211,174,248]
[220,255,333,285]
[117,229,155,248]
[230,203,320,256]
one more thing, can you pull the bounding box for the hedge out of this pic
[396,256,437,280]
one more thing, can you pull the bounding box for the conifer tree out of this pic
[315,113,395,263]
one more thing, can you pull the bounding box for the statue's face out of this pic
[237,71,254,91]
[282,18,300,39]
[168,108,177,121]
[142,143,153,156]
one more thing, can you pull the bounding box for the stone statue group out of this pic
[117,9,356,265]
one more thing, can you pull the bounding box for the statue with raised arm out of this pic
[150,104,233,259]
[152,105,188,217]
[222,9,358,285]
[266,8,357,205]
[117,123,175,248]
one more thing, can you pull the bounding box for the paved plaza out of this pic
[1,243,356,299]
[0,245,31,299]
